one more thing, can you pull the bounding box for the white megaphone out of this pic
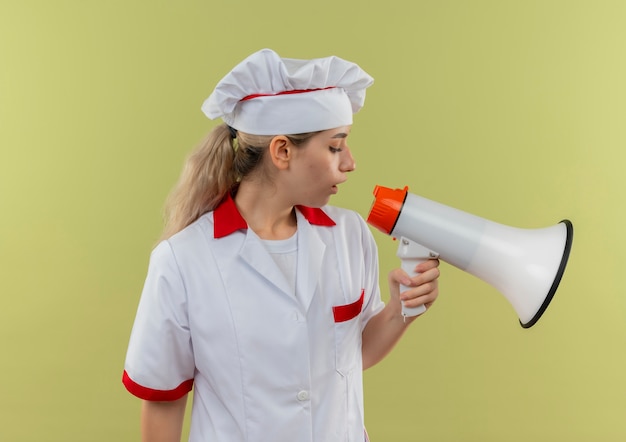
[366,185,573,328]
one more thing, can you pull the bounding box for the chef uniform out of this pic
[123,49,380,441]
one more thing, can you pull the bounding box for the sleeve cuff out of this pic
[122,370,193,401]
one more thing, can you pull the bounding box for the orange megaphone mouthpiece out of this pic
[366,185,409,235]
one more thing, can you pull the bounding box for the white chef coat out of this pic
[123,193,385,441]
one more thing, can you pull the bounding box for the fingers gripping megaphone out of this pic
[366,185,574,328]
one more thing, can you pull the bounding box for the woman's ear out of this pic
[268,135,292,170]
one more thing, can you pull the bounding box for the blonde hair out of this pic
[160,123,318,240]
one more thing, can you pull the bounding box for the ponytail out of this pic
[160,124,237,240]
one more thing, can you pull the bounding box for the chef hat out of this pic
[201,48,374,135]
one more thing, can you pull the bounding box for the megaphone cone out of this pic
[367,185,574,328]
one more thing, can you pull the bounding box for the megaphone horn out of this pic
[366,185,574,328]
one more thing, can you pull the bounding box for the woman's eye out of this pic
[329,146,343,153]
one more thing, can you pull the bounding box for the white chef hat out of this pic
[201,48,374,135]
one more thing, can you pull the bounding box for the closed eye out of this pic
[329,146,343,153]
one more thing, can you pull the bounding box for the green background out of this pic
[1,1,625,440]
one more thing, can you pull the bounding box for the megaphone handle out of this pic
[400,257,428,319]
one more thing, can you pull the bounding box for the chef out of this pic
[122,48,440,442]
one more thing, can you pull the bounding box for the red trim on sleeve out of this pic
[332,290,365,323]
[122,370,193,402]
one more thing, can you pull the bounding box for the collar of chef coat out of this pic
[213,192,336,238]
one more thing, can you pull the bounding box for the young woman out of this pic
[123,48,440,442]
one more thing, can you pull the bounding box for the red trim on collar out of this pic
[213,193,336,238]
[295,205,336,227]
[213,193,248,238]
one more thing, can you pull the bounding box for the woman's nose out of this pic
[340,147,356,172]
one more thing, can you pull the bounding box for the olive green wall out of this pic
[1,1,625,440]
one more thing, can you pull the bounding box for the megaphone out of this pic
[366,185,573,328]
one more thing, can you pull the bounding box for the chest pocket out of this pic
[332,289,364,376]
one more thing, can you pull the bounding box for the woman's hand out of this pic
[388,259,440,318]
